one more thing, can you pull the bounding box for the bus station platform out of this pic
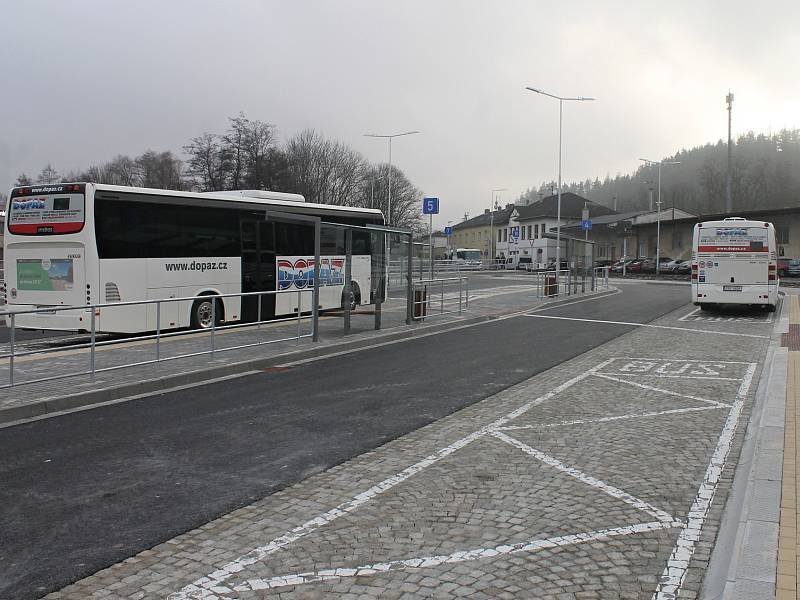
[0,273,613,425]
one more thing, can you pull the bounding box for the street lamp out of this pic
[639,158,681,274]
[490,187,507,261]
[526,87,595,270]
[364,131,420,226]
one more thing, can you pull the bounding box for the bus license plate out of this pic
[723,285,743,292]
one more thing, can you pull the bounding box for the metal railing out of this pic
[0,289,313,389]
[411,277,469,321]
[592,266,610,290]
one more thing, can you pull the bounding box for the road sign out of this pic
[510,226,520,242]
[444,226,453,236]
[423,197,439,215]
[581,219,592,230]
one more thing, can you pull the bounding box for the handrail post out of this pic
[9,313,14,386]
[459,279,463,314]
[156,300,161,362]
[465,277,469,308]
[257,290,262,330]
[296,290,302,344]
[90,306,96,382]
[211,298,216,356]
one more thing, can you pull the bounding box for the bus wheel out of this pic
[766,304,777,313]
[341,283,360,311]
[700,304,712,311]
[191,297,222,329]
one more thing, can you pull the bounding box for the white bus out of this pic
[692,217,778,311]
[3,183,384,332]
[452,248,483,269]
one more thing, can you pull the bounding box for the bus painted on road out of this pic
[692,217,778,311]
[3,183,384,332]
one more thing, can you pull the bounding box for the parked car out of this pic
[610,259,632,273]
[787,259,800,277]
[626,260,644,272]
[778,257,791,277]
[674,262,691,274]
[663,259,686,272]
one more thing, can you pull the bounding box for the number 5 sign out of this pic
[423,197,439,215]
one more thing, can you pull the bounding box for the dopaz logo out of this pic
[278,258,345,290]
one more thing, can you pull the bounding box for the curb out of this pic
[0,288,618,425]
[702,294,788,599]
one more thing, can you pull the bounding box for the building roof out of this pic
[515,193,617,221]
[452,205,516,229]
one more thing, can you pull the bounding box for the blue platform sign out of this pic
[581,219,592,230]
[444,226,453,236]
[423,197,439,215]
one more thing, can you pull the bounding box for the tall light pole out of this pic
[490,187,507,260]
[639,158,681,274]
[364,131,420,226]
[526,87,595,270]
[726,92,734,214]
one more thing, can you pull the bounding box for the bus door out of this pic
[240,219,276,322]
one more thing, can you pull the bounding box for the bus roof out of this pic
[696,217,773,228]
[12,182,385,222]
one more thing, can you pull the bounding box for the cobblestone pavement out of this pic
[46,301,773,600]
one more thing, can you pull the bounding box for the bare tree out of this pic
[137,150,184,189]
[358,163,422,229]
[14,173,33,186]
[36,164,61,184]
[183,133,230,191]
[286,129,368,205]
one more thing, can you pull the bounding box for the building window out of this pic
[497,229,502,242]
[521,226,526,240]
[534,224,539,238]
[503,228,508,242]
[778,224,790,245]
[527,225,532,239]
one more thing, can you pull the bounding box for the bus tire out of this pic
[699,304,712,311]
[767,304,777,313]
[341,283,360,311]
[191,297,222,329]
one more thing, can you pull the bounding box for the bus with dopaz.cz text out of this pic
[691,217,778,312]
[3,183,384,332]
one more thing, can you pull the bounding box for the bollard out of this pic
[211,299,216,356]
[156,301,161,362]
[9,313,14,386]
[90,307,96,382]
[297,291,302,344]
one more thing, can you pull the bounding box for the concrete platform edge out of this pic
[702,294,788,599]
[0,288,617,425]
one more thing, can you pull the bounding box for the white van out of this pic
[692,217,778,311]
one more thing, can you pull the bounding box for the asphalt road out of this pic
[0,282,689,599]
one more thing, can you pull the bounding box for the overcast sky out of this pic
[1,0,798,225]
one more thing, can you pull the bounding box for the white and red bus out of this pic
[692,217,778,311]
[3,183,384,332]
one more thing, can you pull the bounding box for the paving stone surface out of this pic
[46,301,771,599]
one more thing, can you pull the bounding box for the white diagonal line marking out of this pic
[522,314,768,339]
[169,359,617,599]
[490,430,677,524]
[595,372,743,381]
[232,520,679,592]
[494,405,724,431]
[593,373,729,408]
[651,362,757,600]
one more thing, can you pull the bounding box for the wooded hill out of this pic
[519,129,800,216]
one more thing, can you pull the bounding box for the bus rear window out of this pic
[8,186,85,235]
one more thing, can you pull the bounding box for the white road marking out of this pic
[490,431,677,524]
[595,373,743,381]
[593,373,730,408]
[678,307,774,324]
[529,288,622,312]
[522,314,769,339]
[494,405,724,430]
[168,359,617,599]
[651,362,757,600]
[232,521,678,592]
